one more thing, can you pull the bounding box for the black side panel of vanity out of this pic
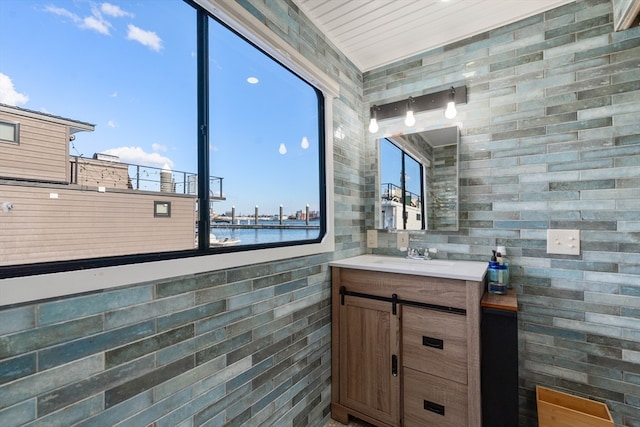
[481,306,518,427]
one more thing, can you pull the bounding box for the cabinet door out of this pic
[339,295,400,426]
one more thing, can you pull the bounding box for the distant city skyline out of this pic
[0,0,321,215]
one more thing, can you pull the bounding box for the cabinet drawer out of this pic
[337,268,467,309]
[402,306,467,384]
[403,367,467,427]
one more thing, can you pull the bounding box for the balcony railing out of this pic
[381,182,421,208]
[70,156,224,199]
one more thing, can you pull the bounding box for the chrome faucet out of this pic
[424,247,438,260]
[406,247,422,259]
[406,247,438,260]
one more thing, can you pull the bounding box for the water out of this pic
[211,220,321,245]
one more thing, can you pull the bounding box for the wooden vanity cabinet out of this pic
[331,266,484,427]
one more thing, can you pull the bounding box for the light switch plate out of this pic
[547,229,580,255]
[367,230,378,248]
[397,231,409,249]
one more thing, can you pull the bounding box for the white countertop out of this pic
[330,254,487,282]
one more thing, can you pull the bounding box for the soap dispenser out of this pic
[488,250,507,295]
[496,245,510,289]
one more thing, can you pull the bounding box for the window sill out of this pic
[0,234,334,307]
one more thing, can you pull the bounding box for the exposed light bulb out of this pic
[369,105,379,133]
[368,118,379,133]
[279,143,287,154]
[445,101,457,119]
[405,97,416,127]
[301,136,309,149]
[405,110,415,127]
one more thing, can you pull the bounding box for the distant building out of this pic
[295,209,320,221]
[0,103,197,266]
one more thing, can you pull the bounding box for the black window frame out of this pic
[0,0,328,279]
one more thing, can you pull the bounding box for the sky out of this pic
[0,0,320,216]
[380,139,422,197]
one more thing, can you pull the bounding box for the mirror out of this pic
[377,126,459,231]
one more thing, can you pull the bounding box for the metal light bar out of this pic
[372,85,467,121]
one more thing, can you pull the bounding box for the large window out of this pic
[0,0,327,278]
[207,15,323,248]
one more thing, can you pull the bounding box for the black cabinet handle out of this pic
[392,293,398,315]
[392,354,398,377]
[423,336,444,349]
[424,400,445,416]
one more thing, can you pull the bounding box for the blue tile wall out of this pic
[364,0,639,425]
[0,0,364,426]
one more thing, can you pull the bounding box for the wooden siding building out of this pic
[0,104,197,266]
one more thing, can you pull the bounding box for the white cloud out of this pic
[0,73,29,105]
[107,120,117,128]
[45,5,111,35]
[44,5,79,21]
[110,91,117,97]
[102,146,174,169]
[126,24,162,52]
[101,3,133,18]
[82,14,111,35]
[152,143,167,152]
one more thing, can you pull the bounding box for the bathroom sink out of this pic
[330,254,488,281]
[372,258,455,267]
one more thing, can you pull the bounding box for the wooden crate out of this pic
[536,386,613,427]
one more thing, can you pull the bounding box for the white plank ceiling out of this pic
[295,0,576,71]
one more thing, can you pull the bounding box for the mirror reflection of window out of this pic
[380,139,424,230]
[377,126,459,232]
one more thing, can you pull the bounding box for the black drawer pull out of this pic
[423,336,444,349]
[424,400,445,416]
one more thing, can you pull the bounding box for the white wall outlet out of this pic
[547,229,580,255]
[49,193,58,199]
[367,230,378,248]
[397,231,409,249]
[98,186,106,193]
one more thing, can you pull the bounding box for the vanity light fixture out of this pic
[444,86,458,119]
[368,85,467,133]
